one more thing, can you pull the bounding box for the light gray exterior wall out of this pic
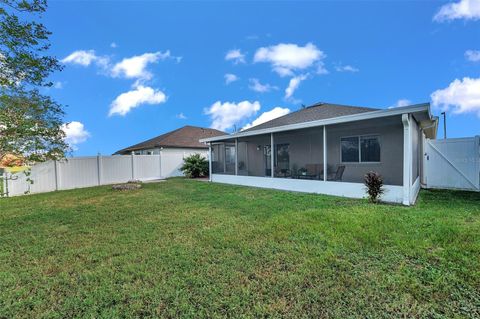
[326,115,404,185]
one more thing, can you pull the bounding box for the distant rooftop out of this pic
[115,125,225,154]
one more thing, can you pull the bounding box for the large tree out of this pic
[0,0,67,164]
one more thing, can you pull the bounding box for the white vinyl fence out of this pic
[424,136,480,191]
[2,151,206,197]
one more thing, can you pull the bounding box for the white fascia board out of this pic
[200,103,431,143]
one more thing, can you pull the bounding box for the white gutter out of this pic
[200,103,431,143]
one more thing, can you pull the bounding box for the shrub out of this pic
[364,171,384,203]
[180,154,208,178]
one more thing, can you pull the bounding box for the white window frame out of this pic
[340,134,381,164]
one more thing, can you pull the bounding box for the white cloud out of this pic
[111,51,171,80]
[254,43,325,77]
[242,107,290,130]
[431,77,480,116]
[285,74,308,99]
[224,73,239,85]
[249,78,278,93]
[109,84,167,116]
[110,42,117,48]
[53,81,63,89]
[389,99,412,109]
[335,64,359,73]
[176,113,187,119]
[465,50,480,62]
[317,61,329,75]
[205,100,260,131]
[434,0,480,21]
[61,50,108,67]
[62,121,90,150]
[225,49,246,64]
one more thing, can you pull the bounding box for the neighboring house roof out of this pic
[242,102,378,132]
[115,126,225,154]
[201,102,436,142]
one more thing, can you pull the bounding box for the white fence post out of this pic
[158,150,162,179]
[131,153,135,180]
[54,160,61,190]
[97,154,103,185]
[1,171,6,197]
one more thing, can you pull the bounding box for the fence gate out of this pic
[424,136,480,191]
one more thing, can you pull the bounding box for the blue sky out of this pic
[43,0,480,155]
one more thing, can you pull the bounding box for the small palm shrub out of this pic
[180,154,208,178]
[364,171,384,203]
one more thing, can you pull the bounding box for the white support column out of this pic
[271,133,274,178]
[402,114,412,205]
[323,125,327,182]
[208,143,212,182]
[235,138,238,175]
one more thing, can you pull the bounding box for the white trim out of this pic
[411,176,421,204]
[323,126,327,182]
[208,144,212,182]
[402,114,412,205]
[211,174,404,204]
[200,103,431,143]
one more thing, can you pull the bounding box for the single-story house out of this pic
[115,125,225,177]
[200,102,438,205]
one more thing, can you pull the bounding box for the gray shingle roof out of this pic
[114,126,225,154]
[242,102,379,132]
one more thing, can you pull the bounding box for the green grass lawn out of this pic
[0,179,479,318]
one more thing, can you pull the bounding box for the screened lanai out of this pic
[202,102,437,205]
[209,116,405,186]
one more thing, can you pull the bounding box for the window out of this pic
[341,135,380,163]
[361,136,380,162]
[341,137,359,162]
